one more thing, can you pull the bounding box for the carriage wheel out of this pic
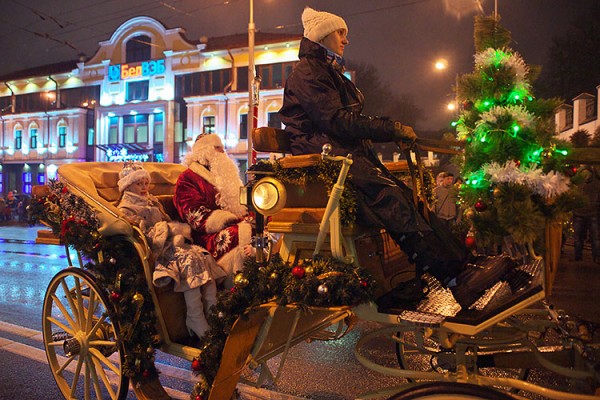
[42,268,129,400]
[395,329,453,382]
[386,382,514,399]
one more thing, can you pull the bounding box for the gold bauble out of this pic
[465,209,475,219]
[492,188,502,198]
[234,274,249,288]
[132,293,145,307]
[304,266,314,276]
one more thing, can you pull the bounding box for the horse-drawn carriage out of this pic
[34,127,600,399]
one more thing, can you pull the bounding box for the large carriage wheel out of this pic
[386,382,514,399]
[42,268,129,400]
[395,329,453,382]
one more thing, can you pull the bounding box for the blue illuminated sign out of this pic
[108,59,165,82]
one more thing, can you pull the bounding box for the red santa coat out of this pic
[173,165,252,276]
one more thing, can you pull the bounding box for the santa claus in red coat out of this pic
[174,133,252,279]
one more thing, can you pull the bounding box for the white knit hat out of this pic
[302,7,347,43]
[118,161,150,193]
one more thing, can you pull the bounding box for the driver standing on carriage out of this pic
[174,133,254,284]
[117,162,226,339]
[279,7,505,309]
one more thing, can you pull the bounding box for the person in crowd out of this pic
[5,191,17,221]
[434,172,458,228]
[0,197,6,222]
[174,133,253,283]
[572,165,600,264]
[278,7,507,309]
[117,161,226,338]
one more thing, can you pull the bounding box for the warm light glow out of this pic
[435,59,448,71]
[447,102,456,111]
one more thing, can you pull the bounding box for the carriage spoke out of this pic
[74,278,86,328]
[61,279,82,328]
[51,293,79,331]
[47,316,75,336]
[70,355,84,399]
[89,348,121,375]
[55,354,76,375]
[91,355,117,399]
[85,290,97,334]
[87,355,105,400]
[87,314,107,340]
[84,360,91,400]
[89,340,117,348]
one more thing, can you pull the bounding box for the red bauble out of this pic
[565,165,577,177]
[359,279,368,288]
[465,236,477,249]
[110,291,121,301]
[474,200,487,212]
[191,359,202,371]
[142,369,151,378]
[291,266,306,279]
[195,395,203,400]
[230,287,237,293]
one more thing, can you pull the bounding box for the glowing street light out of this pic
[435,59,448,71]
[435,58,459,118]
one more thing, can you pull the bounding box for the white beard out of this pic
[207,151,247,218]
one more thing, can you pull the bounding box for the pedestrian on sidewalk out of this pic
[572,165,600,264]
[434,172,458,229]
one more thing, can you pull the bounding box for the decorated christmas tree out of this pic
[454,14,579,255]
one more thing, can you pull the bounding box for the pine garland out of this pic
[28,180,161,383]
[189,254,374,399]
[251,159,358,226]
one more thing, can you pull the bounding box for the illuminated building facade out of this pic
[0,16,300,195]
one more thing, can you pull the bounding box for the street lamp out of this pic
[434,58,459,118]
[247,0,256,170]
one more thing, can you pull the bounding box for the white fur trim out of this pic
[237,221,252,247]
[205,209,238,233]
[188,162,216,187]
[302,7,347,43]
[118,168,150,193]
[217,246,245,277]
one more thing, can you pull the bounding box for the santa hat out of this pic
[183,133,224,167]
[118,161,150,193]
[302,7,347,43]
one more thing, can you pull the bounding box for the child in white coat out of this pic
[117,161,226,338]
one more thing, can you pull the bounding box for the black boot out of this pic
[395,231,465,286]
[449,255,517,308]
[376,276,428,313]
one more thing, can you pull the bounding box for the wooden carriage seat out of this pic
[253,127,413,296]
[57,162,192,343]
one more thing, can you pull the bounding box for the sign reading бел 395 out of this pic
[108,59,165,82]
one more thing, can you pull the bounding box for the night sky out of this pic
[0,0,595,130]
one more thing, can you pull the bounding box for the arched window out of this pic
[126,35,152,63]
[14,124,23,150]
[57,120,68,148]
[29,122,39,149]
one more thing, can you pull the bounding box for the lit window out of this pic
[58,125,67,148]
[203,116,216,134]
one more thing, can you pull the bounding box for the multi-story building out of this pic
[0,16,300,196]
[555,84,599,142]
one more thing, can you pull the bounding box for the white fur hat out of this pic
[118,162,150,193]
[302,7,347,43]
